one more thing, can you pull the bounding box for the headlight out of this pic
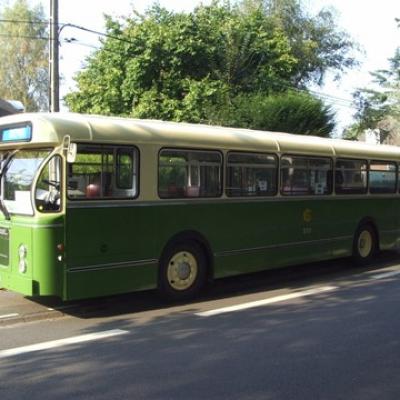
[18,244,27,273]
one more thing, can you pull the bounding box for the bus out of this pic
[0,112,399,301]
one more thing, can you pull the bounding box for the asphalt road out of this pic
[1,255,400,399]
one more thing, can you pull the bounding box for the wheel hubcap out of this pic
[358,230,372,258]
[167,251,198,291]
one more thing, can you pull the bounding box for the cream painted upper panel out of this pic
[330,138,400,161]
[1,113,400,161]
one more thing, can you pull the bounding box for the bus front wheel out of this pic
[158,241,207,300]
[353,224,377,265]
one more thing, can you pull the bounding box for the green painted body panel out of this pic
[59,196,399,300]
[0,215,64,297]
[152,197,399,278]
[65,207,158,300]
[1,196,399,300]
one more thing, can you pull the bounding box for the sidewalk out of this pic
[0,289,64,326]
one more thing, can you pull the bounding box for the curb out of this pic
[0,310,65,327]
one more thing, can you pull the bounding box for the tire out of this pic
[352,224,377,265]
[158,241,207,301]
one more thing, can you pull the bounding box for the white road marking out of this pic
[196,286,338,317]
[370,270,400,280]
[0,313,19,320]
[0,329,129,359]
[46,304,79,311]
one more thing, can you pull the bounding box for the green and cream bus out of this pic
[0,113,399,300]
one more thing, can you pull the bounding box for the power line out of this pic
[60,39,360,110]
[281,84,356,110]
[0,18,47,25]
[308,89,353,105]
[0,18,132,45]
[0,32,48,40]
[0,18,364,111]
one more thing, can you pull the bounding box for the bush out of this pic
[210,91,335,137]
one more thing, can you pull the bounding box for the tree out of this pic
[346,35,400,144]
[209,91,335,136]
[261,0,357,86]
[0,0,49,111]
[65,1,356,136]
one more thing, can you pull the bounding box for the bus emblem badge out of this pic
[303,209,312,223]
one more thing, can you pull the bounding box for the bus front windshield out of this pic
[1,149,51,216]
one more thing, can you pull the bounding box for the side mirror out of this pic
[62,135,77,163]
[66,143,77,163]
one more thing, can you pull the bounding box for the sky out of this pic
[33,0,400,134]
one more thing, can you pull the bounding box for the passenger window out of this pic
[226,152,277,197]
[281,156,332,196]
[159,149,222,198]
[68,145,138,200]
[335,159,367,194]
[369,161,397,194]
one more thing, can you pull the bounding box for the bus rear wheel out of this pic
[353,224,377,265]
[158,242,207,301]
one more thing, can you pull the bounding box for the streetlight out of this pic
[49,0,59,112]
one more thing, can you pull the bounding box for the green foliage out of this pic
[209,91,335,136]
[347,45,400,143]
[262,0,357,86]
[0,0,49,111]
[65,0,355,136]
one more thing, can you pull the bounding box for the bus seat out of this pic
[186,186,200,197]
[86,183,101,198]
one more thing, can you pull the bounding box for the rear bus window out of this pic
[280,156,332,196]
[159,149,222,198]
[369,161,397,194]
[335,159,367,194]
[226,152,277,197]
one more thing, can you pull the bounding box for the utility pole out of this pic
[49,0,59,112]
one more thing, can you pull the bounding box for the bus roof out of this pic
[1,112,400,161]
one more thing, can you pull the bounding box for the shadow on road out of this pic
[28,250,400,320]
[2,251,400,400]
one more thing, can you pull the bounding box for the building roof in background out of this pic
[0,99,24,117]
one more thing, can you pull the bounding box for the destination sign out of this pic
[0,124,32,142]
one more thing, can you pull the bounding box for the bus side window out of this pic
[369,161,397,194]
[281,156,332,196]
[226,152,277,197]
[68,145,138,200]
[159,149,222,199]
[335,159,367,194]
